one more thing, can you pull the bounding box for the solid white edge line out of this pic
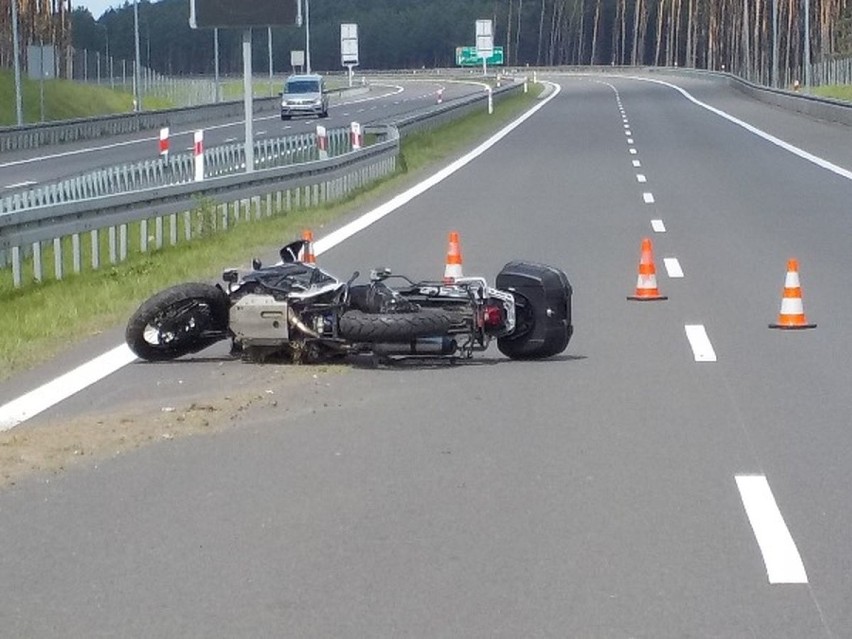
[620,75,852,183]
[0,345,137,431]
[735,475,808,584]
[684,324,717,362]
[651,219,666,233]
[0,82,564,431]
[663,257,684,278]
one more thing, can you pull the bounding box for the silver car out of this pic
[280,74,329,120]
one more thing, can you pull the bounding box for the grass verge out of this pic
[812,85,852,102]
[0,84,544,380]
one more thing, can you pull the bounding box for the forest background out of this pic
[1,0,851,82]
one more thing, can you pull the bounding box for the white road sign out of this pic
[475,19,493,58]
[341,23,359,66]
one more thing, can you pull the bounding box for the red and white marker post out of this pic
[159,127,169,160]
[316,125,329,160]
[193,130,204,182]
[437,88,444,104]
[350,122,362,150]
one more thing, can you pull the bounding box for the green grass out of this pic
[812,85,852,102]
[0,69,138,125]
[0,84,543,378]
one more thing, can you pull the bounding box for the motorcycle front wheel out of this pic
[125,283,230,361]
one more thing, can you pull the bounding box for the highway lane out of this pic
[1,73,852,637]
[0,77,480,193]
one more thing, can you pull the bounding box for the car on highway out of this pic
[280,74,329,120]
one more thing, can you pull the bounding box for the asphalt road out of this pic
[0,77,481,192]
[2,72,852,638]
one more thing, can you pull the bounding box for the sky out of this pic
[75,1,131,19]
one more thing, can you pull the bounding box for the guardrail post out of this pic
[33,242,44,282]
[53,238,63,281]
[91,230,100,270]
[120,225,128,261]
[12,247,21,288]
[72,234,81,274]
[109,226,117,263]
[219,204,228,231]
[170,214,178,246]
[140,219,148,253]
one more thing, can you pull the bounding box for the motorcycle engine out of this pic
[230,294,290,347]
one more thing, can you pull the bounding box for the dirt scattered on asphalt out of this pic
[0,364,348,489]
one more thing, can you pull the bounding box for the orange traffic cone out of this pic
[301,229,316,264]
[769,259,816,329]
[443,231,464,283]
[627,238,668,301]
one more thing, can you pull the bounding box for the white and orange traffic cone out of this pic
[301,229,316,264]
[627,238,667,301]
[769,258,816,329]
[443,231,464,283]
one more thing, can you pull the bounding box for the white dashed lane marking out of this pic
[736,475,808,584]
[651,219,666,233]
[643,192,655,204]
[684,325,717,362]
[636,174,647,183]
[663,258,684,278]
[632,160,641,167]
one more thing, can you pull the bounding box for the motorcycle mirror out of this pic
[346,271,360,285]
[280,239,308,263]
[251,258,262,270]
[370,267,391,282]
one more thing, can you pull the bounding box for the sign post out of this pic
[190,0,298,173]
[340,23,359,87]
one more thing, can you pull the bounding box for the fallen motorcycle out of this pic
[125,239,573,363]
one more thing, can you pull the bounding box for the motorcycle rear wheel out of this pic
[126,283,230,361]
[338,309,454,342]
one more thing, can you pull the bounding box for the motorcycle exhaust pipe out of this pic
[287,307,320,338]
[372,337,457,356]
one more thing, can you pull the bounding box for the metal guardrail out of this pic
[0,81,524,288]
[625,66,852,126]
[0,128,352,214]
[0,86,369,153]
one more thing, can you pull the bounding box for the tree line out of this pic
[3,0,852,81]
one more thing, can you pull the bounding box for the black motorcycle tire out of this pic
[338,309,454,342]
[126,283,230,361]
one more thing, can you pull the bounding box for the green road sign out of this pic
[455,46,504,67]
